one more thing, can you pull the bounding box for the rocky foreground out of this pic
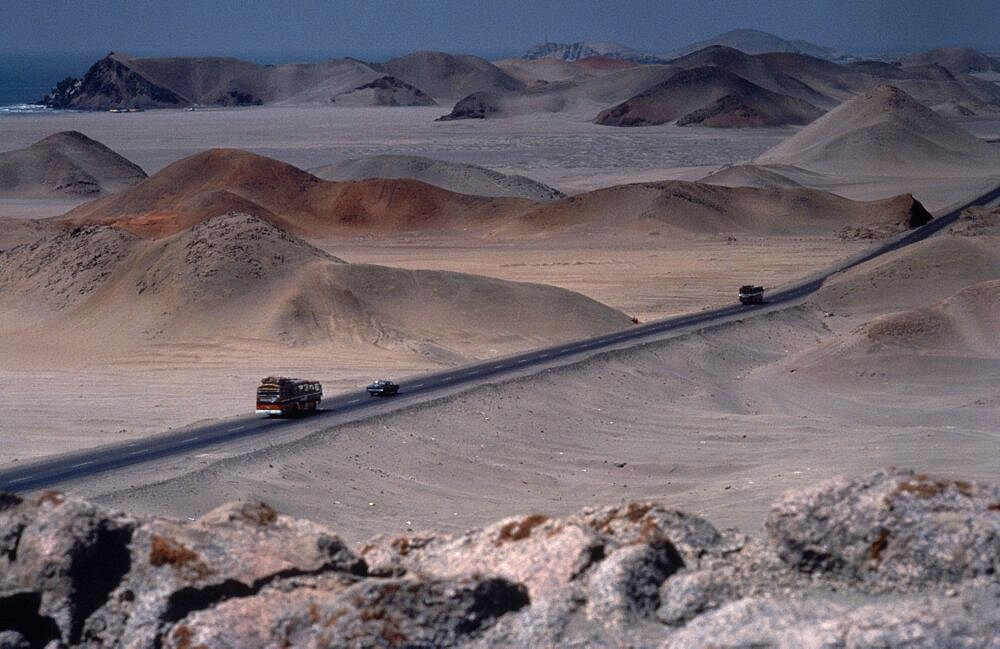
[1,469,997,648]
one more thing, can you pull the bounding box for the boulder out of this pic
[82,500,365,647]
[163,575,528,648]
[765,469,1000,589]
[0,492,135,645]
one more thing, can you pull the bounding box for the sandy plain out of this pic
[1,105,998,539]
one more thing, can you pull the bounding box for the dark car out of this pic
[738,285,764,305]
[366,379,399,397]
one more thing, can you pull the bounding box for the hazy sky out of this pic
[3,0,997,60]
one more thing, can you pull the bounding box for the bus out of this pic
[255,377,322,416]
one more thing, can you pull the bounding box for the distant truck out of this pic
[256,376,322,416]
[366,379,399,397]
[738,285,764,305]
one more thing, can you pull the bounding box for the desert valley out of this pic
[0,17,998,648]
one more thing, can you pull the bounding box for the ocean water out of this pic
[0,53,100,112]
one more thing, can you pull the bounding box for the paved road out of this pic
[3,184,999,493]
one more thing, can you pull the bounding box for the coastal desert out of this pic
[1,17,1000,646]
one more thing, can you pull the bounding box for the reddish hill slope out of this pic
[60,149,530,238]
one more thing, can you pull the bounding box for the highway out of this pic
[3,182,999,494]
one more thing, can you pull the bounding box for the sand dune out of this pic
[311,154,563,200]
[60,149,933,242]
[895,63,1000,113]
[0,212,630,361]
[850,279,1000,356]
[812,236,1000,316]
[698,164,803,189]
[668,47,1000,112]
[950,205,1000,237]
[60,149,529,238]
[595,66,823,127]
[494,56,638,87]
[437,64,682,119]
[375,51,524,100]
[0,217,54,250]
[756,85,1000,174]
[0,131,146,198]
[499,180,930,237]
[328,76,437,107]
[901,47,1000,74]
[668,46,835,107]
[493,58,603,86]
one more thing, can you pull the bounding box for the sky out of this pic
[2,0,998,61]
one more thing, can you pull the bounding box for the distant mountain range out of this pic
[525,30,850,65]
[40,51,524,110]
[664,29,848,61]
[523,42,666,64]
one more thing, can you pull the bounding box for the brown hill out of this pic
[60,149,529,238]
[0,131,146,198]
[496,180,930,238]
[58,149,933,243]
[756,85,1000,174]
[0,213,630,360]
[594,67,823,127]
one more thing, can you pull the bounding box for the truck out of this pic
[255,376,322,416]
[738,285,764,305]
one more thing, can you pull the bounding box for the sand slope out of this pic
[756,85,1000,174]
[375,52,525,100]
[670,48,1000,111]
[494,57,639,87]
[328,76,437,106]
[60,149,529,238]
[847,279,1000,356]
[812,236,1000,316]
[698,164,803,189]
[499,180,930,237]
[0,131,146,198]
[950,205,1000,237]
[56,148,937,243]
[667,46,835,107]
[595,66,823,127]
[0,212,630,361]
[311,155,563,200]
[437,64,683,119]
[901,47,1000,74]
